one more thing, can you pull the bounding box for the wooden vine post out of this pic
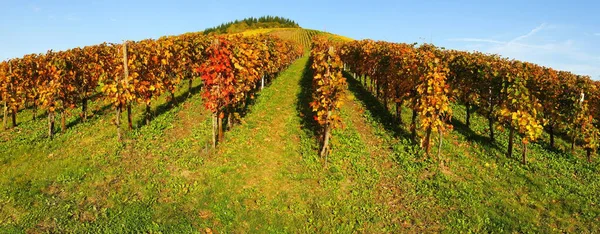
[48,104,55,139]
[2,95,6,130]
[115,41,128,142]
[3,61,10,130]
[9,62,17,128]
[125,43,133,130]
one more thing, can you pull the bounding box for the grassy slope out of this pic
[0,54,397,232]
[1,47,598,232]
[239,28,352,48]
[343,72,600,232]
[0,77,212,232]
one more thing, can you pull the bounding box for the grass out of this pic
[342,72,600,232]
[0,78,211,232]
[0,52,598,233]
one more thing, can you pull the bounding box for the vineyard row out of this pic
[340,40,599,163]
[309,38,599,163]
[0,33,303,144]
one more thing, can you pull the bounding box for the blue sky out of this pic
[1,0,599,79]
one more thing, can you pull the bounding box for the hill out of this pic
[200,15,352,47]
[0,19,598,233]
[202,16,300,35]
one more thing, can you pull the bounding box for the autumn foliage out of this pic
[339,39,599,163]
[0,29,598,162]
[340,40,453,159]
[195,35,302,147]
[309,36,347,158]
[0,32,302,144]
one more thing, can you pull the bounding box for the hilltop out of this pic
[202,16,300,35]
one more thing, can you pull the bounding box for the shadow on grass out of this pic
[33,110,49,122]
[450,117,501,152]
[536,140,568,155]
[235,77,274,121]
[65,102,114,130]
[343,71,412,141]
[18,91,103,120]
[296,57,319,138]
[88,92,103,102]
[131,72,281,131]
[135,82,204,129]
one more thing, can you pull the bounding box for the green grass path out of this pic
[180,54,402,232]
[185,54,321,232]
